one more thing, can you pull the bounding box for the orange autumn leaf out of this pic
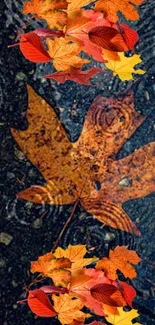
[46,37,89,71]
[94,0,144,23]
[23,0,68,30]
[42,10,67,30]
[96,246,141,280]
[23,0,68,15]
[54,244,97,270]
[53,294,90,325]
[31,252,72,287]
[11,86,155,235]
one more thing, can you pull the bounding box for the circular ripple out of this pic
[5,196,63,227]
[60,209,137,256]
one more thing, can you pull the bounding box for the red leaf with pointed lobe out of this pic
[20,32,51,63]
[33,28,64,39]
[43,67,103,85]
[88,26,128,52]
[90,283,126,307]
[116,23,139,51]
[27,289,57,317]
[117,281,136,307]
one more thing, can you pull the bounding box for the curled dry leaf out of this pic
[43,67,103,85]
[33,28,65,39]
[96,246,141,280]
[11,86,155,235]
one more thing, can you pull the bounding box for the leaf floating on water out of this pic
[11,86,155,235]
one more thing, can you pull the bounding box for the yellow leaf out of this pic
[67,0,95,12]
[54,244,97,270]
[46,37,89,71]
[54,244,87,261]
[105,53,145,81]
[96,246,141,280]
[53,294,90,324]
[106,307,141,325]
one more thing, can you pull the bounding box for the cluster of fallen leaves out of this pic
[12,86,155,235]
[10,0,146,84]
[20,244,142,325]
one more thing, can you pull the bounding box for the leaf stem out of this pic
[52,198,80,252]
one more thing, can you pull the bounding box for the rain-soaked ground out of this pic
[0,0,155,324]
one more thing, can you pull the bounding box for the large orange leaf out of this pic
[96,246,141,280]
[46,37,89,71]
[94,0,145,23]
[53,294,90,324]
[11,86,155,235]
[31,252,72,287]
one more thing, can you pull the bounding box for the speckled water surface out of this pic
[0,1,155,324]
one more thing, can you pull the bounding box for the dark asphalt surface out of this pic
[0,0,155,324]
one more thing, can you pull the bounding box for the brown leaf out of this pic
[11,86,155,235]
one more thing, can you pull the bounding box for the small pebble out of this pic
[104,232,115,241]
[118,177,132,187]
[0,233,13,246]
[32,218,43,229]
